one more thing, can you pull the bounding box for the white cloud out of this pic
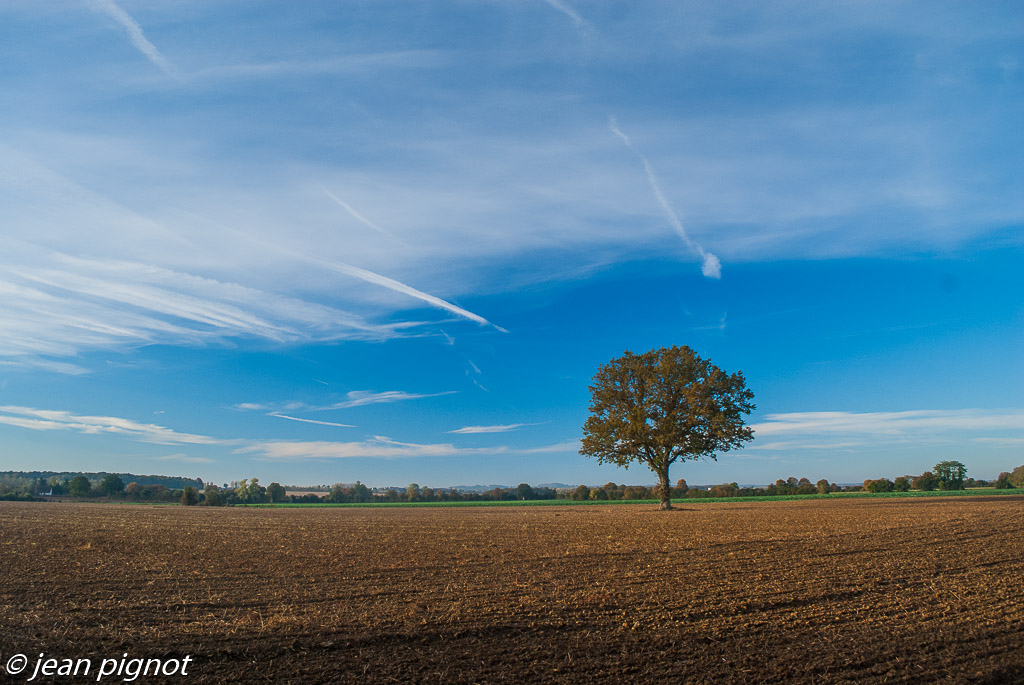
[234,390,455,414]
[516,440,581,454]
[0,400,581,463]
[315,390,456,411]
[154,454,215,464]
[195,51,447,82]
[750,409,1024,450]
[448,423,540,434]
[236,436,495,460]
[0,405,229,445]
[3,4,1019,379]
[0,250,409,368]
[0,358,88,376]
[973,437,1024,446]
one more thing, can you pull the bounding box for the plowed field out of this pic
[1,498,1023,683]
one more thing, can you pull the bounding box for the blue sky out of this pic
[1,1,1021,487]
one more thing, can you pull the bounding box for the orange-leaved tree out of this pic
[580,345,755,510]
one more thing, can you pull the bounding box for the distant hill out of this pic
[1,471,203,490]
[449,484,511,492]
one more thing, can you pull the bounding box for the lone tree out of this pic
[580,345,755,510]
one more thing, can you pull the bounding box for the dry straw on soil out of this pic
[1,498,1022,683]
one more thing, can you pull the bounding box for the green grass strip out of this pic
[242,487,1023,508]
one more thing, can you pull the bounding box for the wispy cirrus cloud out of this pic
[89,0,183,81]
[0,250,410,371]
[236,436,578,460]
[0,400,581,465]
[0,405,230,445]
[327,390,455,410]
[517,440,580,454]
[448,422,544,434]
[214,222,504,333]
[236,436,493,461]
[235,390,455,415]
[195,50,446,82]
[154,453,215,464]
[750,409,1024,450]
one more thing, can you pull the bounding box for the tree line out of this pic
[2,461,1022,505]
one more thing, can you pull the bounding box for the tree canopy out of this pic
[934,460,967,491]
[580,345,755,509]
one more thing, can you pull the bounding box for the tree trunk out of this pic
[658,469,672,510]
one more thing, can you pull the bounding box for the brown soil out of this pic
[1,498,1022,683]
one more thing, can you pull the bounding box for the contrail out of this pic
[220,225,507,332]
[90,0,183,81]
[322,188,400,241]
[609,116,721,279]
[325,261,509,332]
[269,414,355,428]
[543,0,585,26]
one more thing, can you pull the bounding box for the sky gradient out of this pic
[1,1,1021,487]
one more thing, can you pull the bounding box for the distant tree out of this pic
[143,484,171,501]
[571,484,590,501]
[512,483,532,500]
[709,482,739,498]
[203,484,223,506]
[350,481,372,503]
[795,478,815,495]
[246,478,266,503]
[589,486,609,500]
[865,478,894,493]
[1009,465,1024,489]
[68,475,92,498]
[406,483,422,502]
[124,482,143,499]
[912,471,938,492]
[326,484,347,503]
[265,482,286,503]
[180,486,199,506]
[97,474,125,497]
[675,478,689,495]
[624,485,652,500]
[893,476,911,492]
[580,345,755,510]
[815,479,831,495]
[994,472,1013,489]
[604,482,626,500]
[934,461,967,491]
